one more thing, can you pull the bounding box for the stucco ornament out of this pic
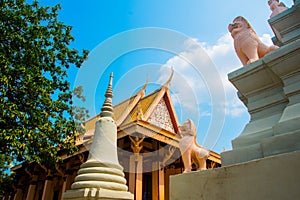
[178,119,210,173]
[228,16,278,66]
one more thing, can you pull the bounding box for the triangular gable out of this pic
[120,90,159,126]
[81,84,146,136]
[147,97,175,133]
[84,69,179,135]
[144,88,180,134]
[115,82,147,126]
[120,86,180,134]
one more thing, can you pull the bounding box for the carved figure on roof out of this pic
[178,119,210,173]
[268,0,288,18]
[129,135,145,153]
[228,16,279,66]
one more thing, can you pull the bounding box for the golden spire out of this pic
[100,72,114,118]
[139,76,149,97]
[163,67,174,88]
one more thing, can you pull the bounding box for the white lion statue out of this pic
[228,16,278,66]
[178,119,210,173]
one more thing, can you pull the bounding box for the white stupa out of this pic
[63,73,134,200]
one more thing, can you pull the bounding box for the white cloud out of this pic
[260,34,274,46]
[157,32,274,120]
[200,110,211,117]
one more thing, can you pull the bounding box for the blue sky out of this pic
[40,0,294,153]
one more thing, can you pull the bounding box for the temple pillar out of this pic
[129,154,143,200]
[41,176,53,200]
[158,164,165,200]
[128,155,136,194]
[64,171,74,191]
[59,177,67,200]
[3,194,10,200]
[136,155,143,200]
[25,175,38,200]
[152,163,158,200]
[152,162,165,200]
[13,187,23,200]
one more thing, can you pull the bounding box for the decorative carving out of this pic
[136,103,144,120]
[77,153,85,163]
[148,99,175,132]
[228,16,279,66]
[161,146,176,167]
[178,119,210,173]
[129,135,145,153]
[268,0,288,18]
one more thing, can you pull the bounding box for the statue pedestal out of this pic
[268,2,300,46]
[222,39,300,166]
[170,4,300,200]
[170,151,300,200]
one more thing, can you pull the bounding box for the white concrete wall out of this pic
[170,150,300,200]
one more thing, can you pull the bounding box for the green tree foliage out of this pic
[72,86,90,135]
[0,0,88,190]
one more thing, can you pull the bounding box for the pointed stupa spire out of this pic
[63,71,133,200]
[100,72,114,118]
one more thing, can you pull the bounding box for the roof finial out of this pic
[100,72,114,118]
[163,67,174,88]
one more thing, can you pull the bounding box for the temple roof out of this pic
[83,71,180,140]
[78,71,220,164]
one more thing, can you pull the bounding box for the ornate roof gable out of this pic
[120,69,180,134]
[83,69,179,137]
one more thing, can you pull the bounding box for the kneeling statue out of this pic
[179,119,210,173]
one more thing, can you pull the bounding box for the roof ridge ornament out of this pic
[100,72,114,118]
[139,76,149,97]
[163,67,174,88]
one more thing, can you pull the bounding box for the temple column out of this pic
[41,176,53,200]
[59,176,67,200]
[25,175,38,200]
[158,164,165,200]
[135,154,143,200]
[152,162,165,200]
[129,154,143,200]
[13,186,23,200]
[64,171,74,191]
[152,163,158,200]
[128,155,136,195]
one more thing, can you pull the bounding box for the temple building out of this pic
[11,73,221,200]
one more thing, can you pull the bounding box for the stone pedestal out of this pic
[170,151,300,200]
[268,1,300,46]
[222,39,300,166]
[63,74,133,200]
[170,4,300,200]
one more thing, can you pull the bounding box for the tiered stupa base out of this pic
[63,160,133,200]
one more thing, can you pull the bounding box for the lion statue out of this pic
[178,119,210,173]
[228,16,278,66]
[268,0,287,18]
